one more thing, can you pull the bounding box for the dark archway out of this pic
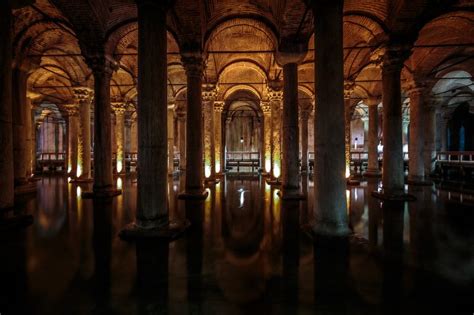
[447,102,474,151]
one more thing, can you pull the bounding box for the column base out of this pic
[14,182,37,196]
[204,177,220,186]
[371,190,416,201]
[278,189,306,200]
[346,178,360,186]
[364,169,381,178]
[178,189,209,200]
[82,188,122,199]
[119,219,190,242]
[69,177,93,184]
[0,214,34,232]
[29,176,42,182]
[307,220,351,238]
[266,178,282,186]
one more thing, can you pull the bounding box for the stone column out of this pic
[300,109,310,173]
[203,84,217,182]
[167,103,175,175]
[375,45,413,200]
[268,86,283,180]
[344,82,354,181]
[177,109,186,171]
[281,62,302,197]
[180,52,207,199]
[440,116,448,151]
[214,101,224,175]
[112,101,127,175]
[262,101,272,175]
[84,54,120,197]
[73,87,93,181]
[121,0,178,239]
[424,105,436,177]
[311,0,349,236]
[365,96,381,176]
[25,96,34,178]
[64,104,80,178]
[12,67,29,186]
[407,85,427,184]
[0,1,14,209]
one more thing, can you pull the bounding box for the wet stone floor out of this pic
[1,175,473,315]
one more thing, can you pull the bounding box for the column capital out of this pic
[181,52,203,77]
[214,101,224,113]
[72,87,94,103]
[381,44,412,73]
[261,100,271,114]
[85,54,118,78]
[63,103,80,116]
[202,83,218,102]
[111,101,128,114]
[365,96,381,107]
[300,109,311,121]
[267,87,283,102]
[344,80,355,99]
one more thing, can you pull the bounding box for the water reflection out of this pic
[0,175,472,314]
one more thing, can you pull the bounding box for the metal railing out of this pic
[436,151,474,163]
[226,151,260,173]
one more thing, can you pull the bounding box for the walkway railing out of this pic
[436,151,474,163]
[226,151,260,173]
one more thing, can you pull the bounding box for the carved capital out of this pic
[267,87,283,102]
[63,103,80,116]
[86,54,118,77]
[261,101,271,114]
[214,101,224,113]
[111,102,128,114]
[72,87,94,103]
[344,80,355,99]
[381,44,412,73]
[181,52,203,77]
[202,83,218,102]
[365,96,381,107]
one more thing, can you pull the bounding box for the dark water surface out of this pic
[1,175,473,314]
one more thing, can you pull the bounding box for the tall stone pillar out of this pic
[424,105,436,177]
[203,84,217,182]
[311,0,349,236]
[268,86,283,181]
[167,103,175,175]
[0,1,14,209]
[64,104,80,178]
[262,101,272,175]
[12,67,29,186]
[179,52,207,199]
[374,45,414,200]
[214,101,224,175]
[440,116,448,151]
[112,101,127,175]
[281,61,303,198]
[365,97,381,176]
[121,0,184,240]
[25,96,35,178]
[300,109,310,173]
[177,109,186,171]
[344,81,354,181]
[83,54,120,197]
[73,87,93,181]
[407,84,428,184]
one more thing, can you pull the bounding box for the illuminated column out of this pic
[300,109,310,173]
[0,1,14,209]
[73,87,93,180]
[202,84,217,181]
[268,86,283,180]
[167,102,175,175]
[180,52,207,199]
[124,116,133,163]
[262,101,272,175]
[25,95,37,178]
[177,109,186,171]
[365,96,381,176]
[375,45,413,200]
[112,101,127,175]
[424,104,436,177]
[64,104,80,178]
[407,84,427,184]
[344,81,355,182]
[311,0,349,236]
[214,101,224,175]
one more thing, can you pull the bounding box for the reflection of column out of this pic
[0,1,14,209]
[268,87,283,179]
[112,102,127,175]
[167,103,175,175]
[64,104,80,178]
[365,97,381,176]
[180,52,207,198]
[311,0,349,236]
[203,85,217,181]
[424,105,436,176]
[407,85,426,184]
[177,109,186,171]
[214,101,224,175]
[376,45,412,200]
[262,101,272,175]
[300,109,310,173]
[74,87,93,180]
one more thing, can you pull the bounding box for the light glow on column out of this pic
[273,162,281,179]
[215,161,221,174]
[117,160,123,174]
[76,164,82,178]
[265,159,271,173]
[204,163,211,178]
[345,164,350,179]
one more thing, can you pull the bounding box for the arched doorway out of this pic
[223,90,263,173]
[447,102,474,151]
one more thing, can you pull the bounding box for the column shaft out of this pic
[203,100,213,179]
[0,2,14,209]
[366,103,380,175]
[67,111,79,177]
[344,98,352,178]
[136,0,169,226]
[214,103,223,174]
[408,88,425,183]
[167,108,174,174]
[271,98,282,179]
[282,62,300,191]
[77,95,92,179]
[25,98,33,177]
[177,112,186,170]
[424,106,436,176]
[12,68,28,185]
[262,103,272,174]
[300,113,309,173]
[115,110,125,174]
[312,0,349,236]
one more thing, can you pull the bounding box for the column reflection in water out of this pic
[281,200,300,308]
